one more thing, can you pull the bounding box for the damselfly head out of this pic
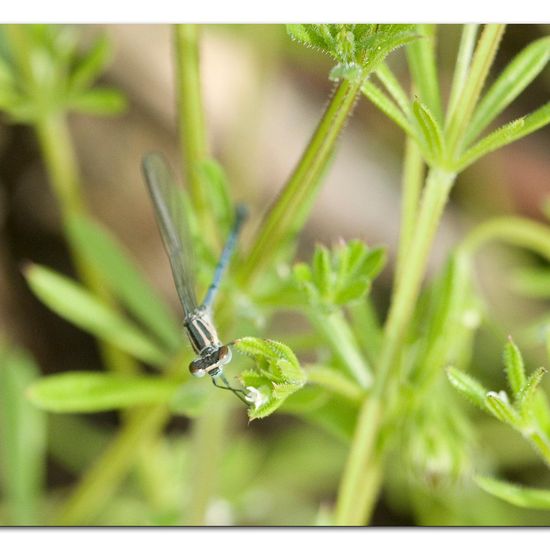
[189,345,233,378]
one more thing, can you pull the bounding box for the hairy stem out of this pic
[334,168,455,525]
[239,77,363,286]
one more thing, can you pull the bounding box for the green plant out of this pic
[1,23,550,526]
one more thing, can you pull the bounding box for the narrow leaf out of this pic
[0,344,46,525]
[412,99,444,163]
[503,338,526,397]
[406,25,443,124]
[69,34,112,91]
[485,391,521,427]
[517,367,547,418]
[447,366,488,410]
[66,214,181,351]
[68,87,127,116]
[475,475,550,510]
[24,263,169,367]
[458,102,550,171]
[28,372,180,412]
[362,80,414,136]
[465,37,550,145]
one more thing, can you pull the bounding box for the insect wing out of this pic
[142,152,198,316]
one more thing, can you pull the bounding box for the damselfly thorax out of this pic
[184,307,232,377]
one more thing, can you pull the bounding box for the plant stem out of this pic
[459,216,550,261]
[35,114,136,375]
[309,310,372,388]
[173,24,233,525]
[239,77,363,286]
[53,405,169,525]
[184,398,229,525]
[174,24,209,222]
[394,137,424,287]
[334,168,455,525]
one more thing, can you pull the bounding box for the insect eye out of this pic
[189,360,206,378]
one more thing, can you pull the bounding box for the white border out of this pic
[0,1,549,23]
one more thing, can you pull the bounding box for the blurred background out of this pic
[0,24,549,526]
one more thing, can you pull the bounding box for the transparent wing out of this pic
[142,152,198,316]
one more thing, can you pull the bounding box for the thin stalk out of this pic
[52,405,169,525]
[184,398,229,525]
[379,168,455,384]
[334,168,455,525]
[35,115,136,375]
[445,24,506,157]
[239,77,363,286]
[459,216,550,261]
[348,299,382,364]
[529,431,550,468]
[174,24,209,222]
[394,137,424,287]
[173,24,232,526]
[309,310,372,388]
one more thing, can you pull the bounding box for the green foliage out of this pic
[27,372,181,413]
[0,25,126,122]
[234,337,306,420]
[4,23,550,527]
[449,339,550,507]
[24,263,169,367]
[66,213,182,352]
[475,475,550,511]
[361,24,550,171]
[286,24,417,83]
[0,342,46,525]
[293,240,385,312]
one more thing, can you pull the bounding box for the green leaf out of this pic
[69,34,112,92]
[503,338,526,397]
[475,475,550,510]
[195,159,234,236]
[446,366,488,410]
[234,337,306,420]
[24,263,169,367]
[170,380,210,417]
[457,102,550,171]
[68,87,127,115]
[412,99,444,164]
[465,37,550,146]
[66,213,181,351]
[406,25,443,124]
[0,343,46,525]
[27,371,180,412]
[485,391,522,427]
[375,63,412,118]
[517,367,547,419]
[361,80,414,136]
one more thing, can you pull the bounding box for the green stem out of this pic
[394,137,424,287]
[173,24,232,525]
[334,168,456,525]
[53,405,169,525]
[528,431,550,468]
[174,24,209,221]
[184,398,229,525]
[459,216,550,261]
[309,310,372,388]
[239,77,363,286]
[35,114,136,375]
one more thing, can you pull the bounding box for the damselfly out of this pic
[142,152,248,401]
